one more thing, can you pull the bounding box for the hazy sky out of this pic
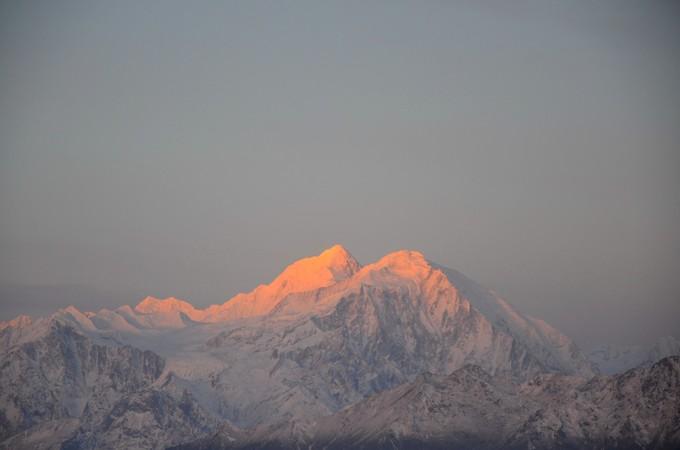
[1,1,679,347]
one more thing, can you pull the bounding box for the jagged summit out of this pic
[266,244,361,296]
[135,296,199,315]
[0,314,32,329]
[204,245,361,320]
[319,243,356,264]
[358,249,433,281]
[132,296,209,323]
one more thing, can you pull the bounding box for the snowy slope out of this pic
[435,264,592,376]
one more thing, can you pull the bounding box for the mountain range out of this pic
[177,356,680,450]
[1,245,677,449]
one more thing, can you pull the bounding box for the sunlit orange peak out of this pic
[367,249,432,279]
[267,244,361,296]
[135,296,197,314]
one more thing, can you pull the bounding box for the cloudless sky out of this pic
[1,0,679,347]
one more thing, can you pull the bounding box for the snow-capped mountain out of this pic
[588,336,680,375]
[178,356,680,450]
[3,244,662,449]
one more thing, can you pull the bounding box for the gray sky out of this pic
[1,0,679,347]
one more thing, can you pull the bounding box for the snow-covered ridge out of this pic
[0,314,31,330]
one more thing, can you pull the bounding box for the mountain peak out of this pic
[368,249,432,278]
[350,249,440,293]
[267,245,361,295]
[378,249,428,265]
[319,243,351,260]
[316,244,358,272]
[205,245,362,320]
[0,314,32,330]
[135,296,198,314]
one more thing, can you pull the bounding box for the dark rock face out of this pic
[0,322,165,440]
[62,389,219,450]
[0,322,218,449]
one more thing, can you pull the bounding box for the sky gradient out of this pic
[1,0,679,347]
